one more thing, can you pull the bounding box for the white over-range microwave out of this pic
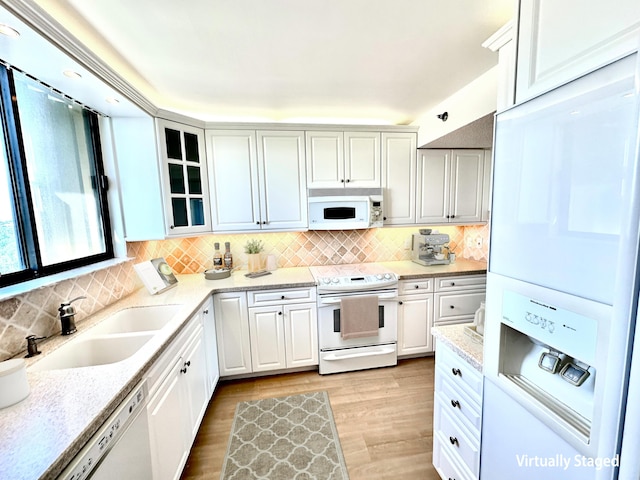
[308,188,384,230]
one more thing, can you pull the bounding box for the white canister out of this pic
[0,359,30,409]
[265,254,277,271]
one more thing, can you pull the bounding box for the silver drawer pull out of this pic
[451,367,461,376]
[450,399,460,408]
[449,436,459,447]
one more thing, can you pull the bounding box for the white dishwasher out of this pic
[58,380,152,480]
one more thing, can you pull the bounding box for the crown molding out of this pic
[1,0,158,116]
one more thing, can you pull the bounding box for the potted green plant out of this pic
[244,239,264,272]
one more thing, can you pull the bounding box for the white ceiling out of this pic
[29,0,513,124]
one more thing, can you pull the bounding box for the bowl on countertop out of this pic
[204,268,231,280]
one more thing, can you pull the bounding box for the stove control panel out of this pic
[317,273,397,292]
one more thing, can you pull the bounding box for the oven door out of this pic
[317,292,398,350]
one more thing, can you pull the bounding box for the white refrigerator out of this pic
[481,51,640,480]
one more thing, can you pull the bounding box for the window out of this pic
[0,65,113,287]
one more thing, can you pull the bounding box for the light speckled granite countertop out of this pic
[432,324,484,372]
[380,258,487,279]
[0,260,485,480]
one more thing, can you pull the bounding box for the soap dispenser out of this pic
[474,301,486,336]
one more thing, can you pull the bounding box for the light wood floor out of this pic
[180,357,440,480]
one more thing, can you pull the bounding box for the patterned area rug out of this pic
[221,391,349,479]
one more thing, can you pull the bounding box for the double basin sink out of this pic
[30,305,182,372]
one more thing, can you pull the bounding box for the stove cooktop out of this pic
[309,263,398,293]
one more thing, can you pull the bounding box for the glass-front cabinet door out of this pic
[156,119,211,235]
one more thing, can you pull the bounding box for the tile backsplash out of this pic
[0,225,488,360]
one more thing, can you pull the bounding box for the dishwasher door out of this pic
[58,381,152,480]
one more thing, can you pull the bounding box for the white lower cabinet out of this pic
[433,275,486,339]
[248,302,318,372]
[201,296,220,396]
[214,292,252,376]
[399,275,485,356]
[215,287,318,377]
[248,306,287,372]
[248,288,318,372]
[397,279,434,356]
[147,309,210,480]
[433,340,483,480]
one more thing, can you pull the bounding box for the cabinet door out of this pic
[206,130,260,231]
[284,302,318,368]
[111,116,166,240]
[305,131,344,188]
[398,295,433,355]
[344,131,381,187]
[257,131,308,230]
[248,306,287,372]
[382,132,417,225]
[148,357,189,480]
[417,150,450,223]
[157,119,211,236]
[481,149,492,222]
[214,293,252,376]
[450,150,484,223]
[516,0,640,104]
[182,325,209,439]
[201,297,219,396]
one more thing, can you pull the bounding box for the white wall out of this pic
[412,66,498,148]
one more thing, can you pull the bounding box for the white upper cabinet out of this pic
[306,131,381,188]
[381,132,417,225]
[257,131,308,230]
[206,130,258,232]
[417,149,485,224]
[207,129,307,231]
[344,132,381,187]
[515,0,640,103]
[110,116,166,240]
[157,119,212,236]
[111,116,211,240]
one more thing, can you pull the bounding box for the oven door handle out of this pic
[319,294,398,305]
[323,346,396,361]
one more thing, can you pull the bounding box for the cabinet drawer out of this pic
[435,290,485,320]
[433,434,474,480]
[435,341,483,399]
[147,317,201,397]
[435,275,486,292]
[248,287,316,307]
[434,402,480,477]
[399,279,434,294]
[436,369,482,437]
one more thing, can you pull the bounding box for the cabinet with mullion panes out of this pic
[158,119,211,235]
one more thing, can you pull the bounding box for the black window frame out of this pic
[0,64,114,288]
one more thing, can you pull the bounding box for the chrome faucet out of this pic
[58,296,86,335]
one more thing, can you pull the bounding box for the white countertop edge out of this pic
[432,323,484,372]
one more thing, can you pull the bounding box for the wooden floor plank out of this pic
[180,357,440,480]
